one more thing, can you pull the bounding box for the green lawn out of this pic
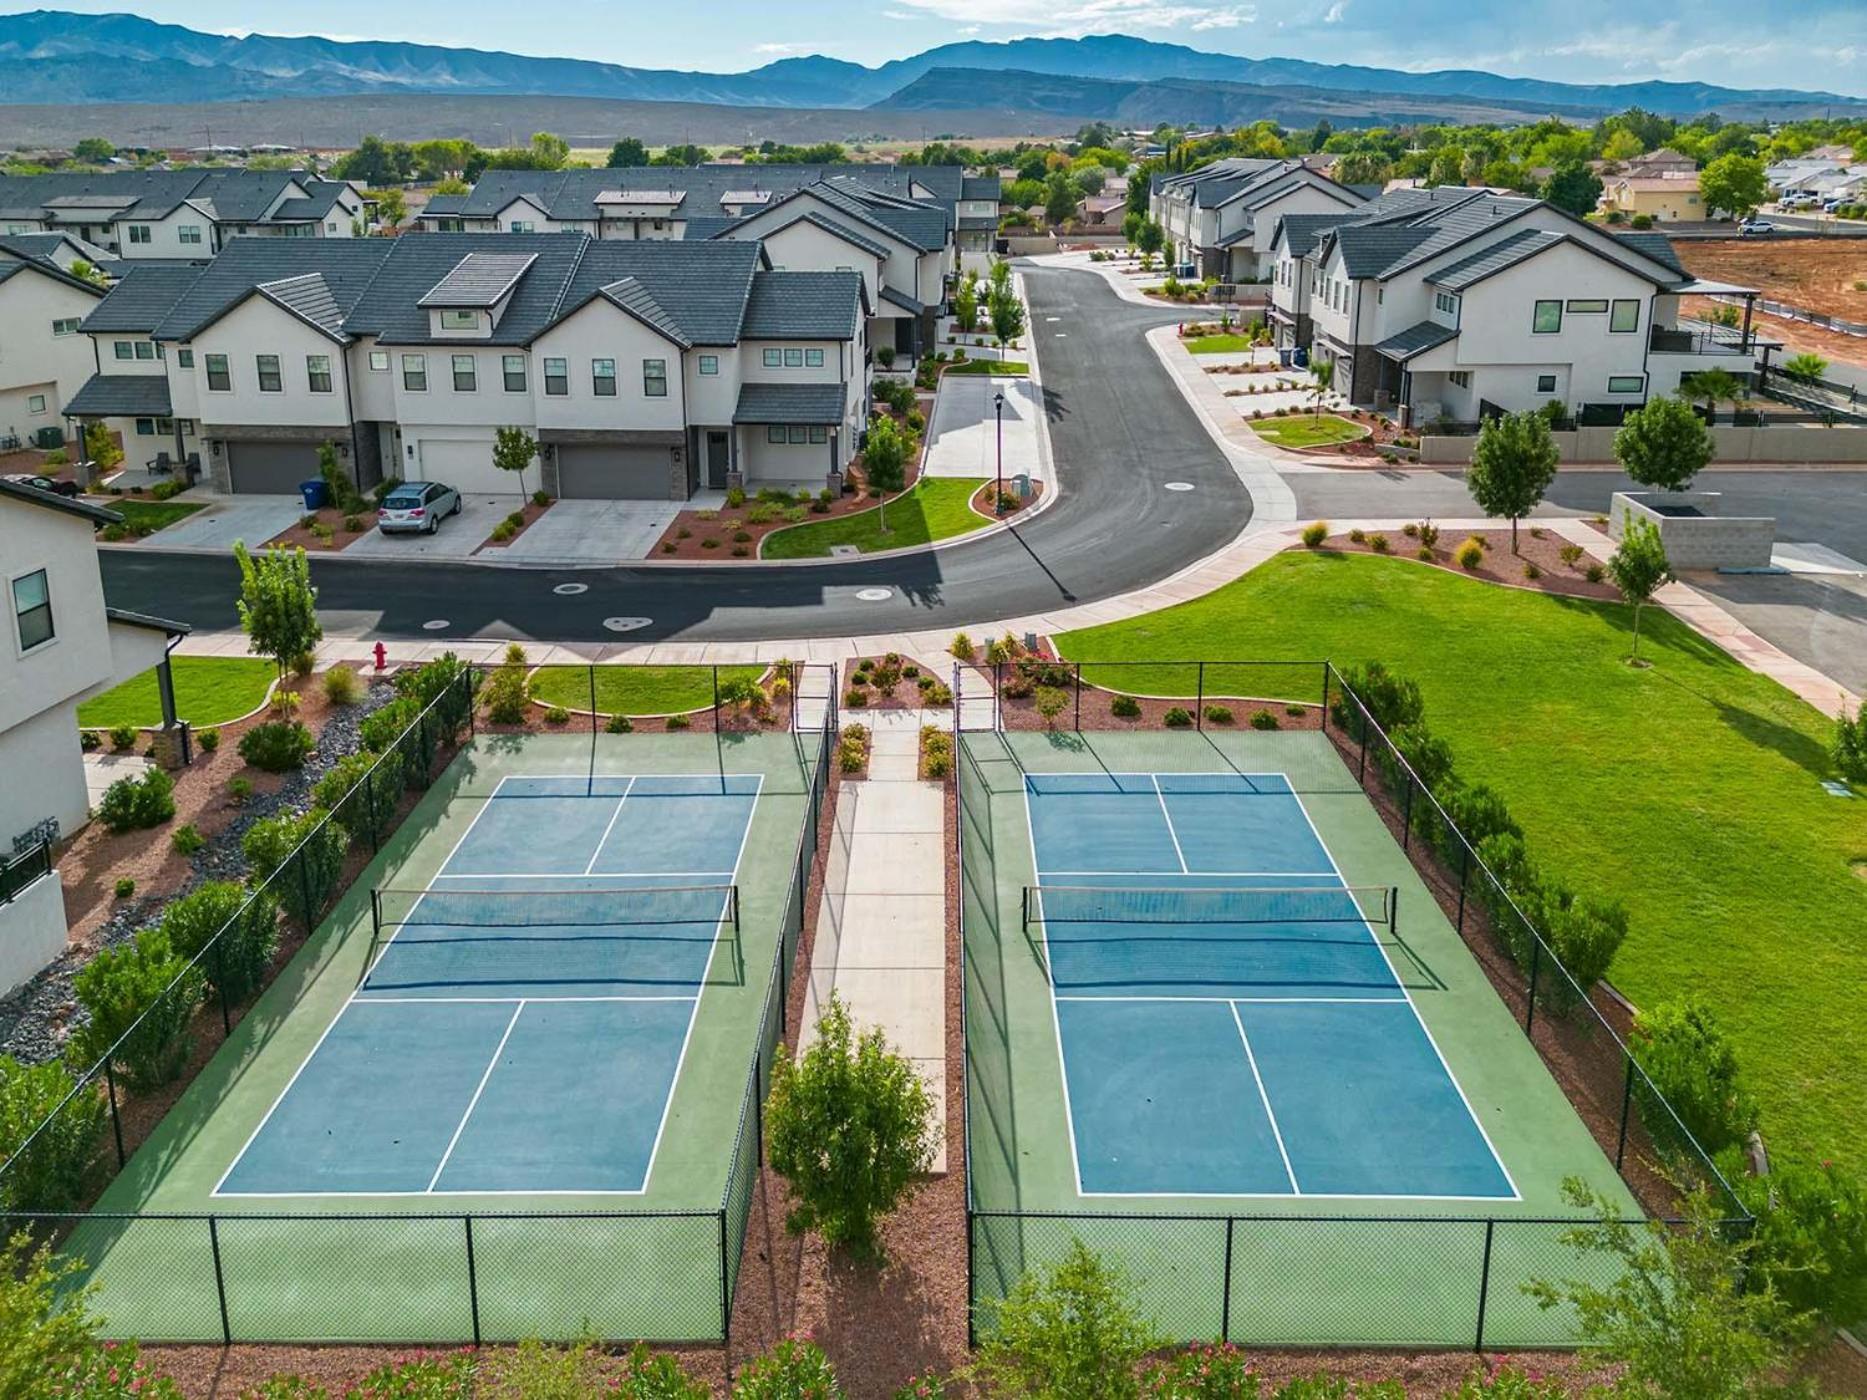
[1184,333,1257,354]
[77,656,276,728]
[529,664,767,717]
[760,478,990,558]
[1056,550,1867,1169]
[1248,414,1367,448]
[945,359,1029,376]
[106,499,206,533]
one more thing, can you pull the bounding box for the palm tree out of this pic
[1679,368,1745,425]
[1308,356,1335,420]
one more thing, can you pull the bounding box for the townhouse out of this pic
[0,169,365,259]
[1267,186,1765,424]
[0,257,107,448]
[1149,158,1372,282]
[63,233,872,500]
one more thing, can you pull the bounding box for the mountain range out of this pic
[0,11,1861,124]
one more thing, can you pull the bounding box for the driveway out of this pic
[923,374,1046,487]
[147,495,303,551]
[346,492,515,560]
[500,499,689,564]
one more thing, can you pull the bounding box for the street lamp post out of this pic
[994,390,1005,515]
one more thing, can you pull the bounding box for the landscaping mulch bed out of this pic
[473,496,554,553]
[968,478,1042,520]
[999,683,1321,733]
[841,655,950,713]
[472,680,795,738]
[263,504,373,553]
[1306,529,1619,602]
[652,462,920,561]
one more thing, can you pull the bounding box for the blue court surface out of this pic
[216,774,759,1197]
[1024,772,1515,1200]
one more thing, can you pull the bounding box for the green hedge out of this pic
[158,881,280,1005]
[0,1055,105,1210]
[71,929,204,1093]
[242,810,347,927]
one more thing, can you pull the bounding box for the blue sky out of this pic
[54,0,1867,95]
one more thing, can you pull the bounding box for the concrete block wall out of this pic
[1610,490,1776,570]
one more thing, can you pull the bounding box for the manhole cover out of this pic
[552,583,589,596]
[830,544,860,558]
[421,619,449,631]
[602,616,653,633]
[855,588,892,602]
[1164,481,1196,492]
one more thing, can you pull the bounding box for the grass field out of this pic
[1054,550,1866,1169]
[529,664,766,716]
[760,478,989,558]
[77,656,275,728]
[1249,415,1367,449]
[945,359,1029,376]
[1184,334,1257,354]
[109,499,206,533]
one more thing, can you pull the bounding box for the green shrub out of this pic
[238,720,315,772]
[725,485,747,508]
[1250,709,1279,730]
[242,809,346,927]
[170,823,204,855]
[482,656,532,725]
[226,775,253,804]
[113,877,134,899]
[0,1055,106,1210]
[920,726,954,779]
[1451,537,1484,570]
[1329,660,1423,735]
[72,928,203,1091]
[1834,705,1867,785]
[323,665,363,706]
[1140,1344,1259,1399]
[1300,520,1328,547]
[79,730,101,752]
[1347,527,1365,544]
[358,694,420,753]
[489,519,517,543]
[1731,1158,1867,1328]
[605,714,633,735]
[665,713,690,730]
[196,725,220,753]
[1522,561,1541,581]
[1445,783,1519,849]
[97,767,175,832]
[160,881,279,1005]
[350,1351,477,1399]
[839,729,869,774]
[1559,543,1585,568]
[108,723,137,752]
[1632,998,1759,1154]
[1416,545,1435,561]
[1537,884,1627,996]
[1203,704,1234,725]
[314,749,404,847]
[1034,685,1069,729]
[1584,563,1606,584]
[843,688,869,709]
[732,1339,842,1400]
[1367,532,1390,554]
[977,1240,1160,1400]
[391,652,473,743]
[766,992,936,1260]
[0,1234,185,1398]
[1163,706,1192,728]
[1475,831,1541,966]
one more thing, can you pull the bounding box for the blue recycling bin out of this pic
[298,479,328,511]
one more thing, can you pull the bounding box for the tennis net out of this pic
[1022,883,1394,935]
[373,884,740,936]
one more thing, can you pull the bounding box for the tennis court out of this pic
[1025,771,1514,1201]
[217,774,759,1198]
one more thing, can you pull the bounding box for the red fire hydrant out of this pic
[373,641,388,672]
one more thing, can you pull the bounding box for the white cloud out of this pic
[880,0,1255,34]
[752,41,813,54]
[1322,1,1347,21]
[960,23,982,33]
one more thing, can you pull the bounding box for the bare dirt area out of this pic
[1679,239,1867,321]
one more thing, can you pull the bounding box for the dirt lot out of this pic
[1679,239,1867,319]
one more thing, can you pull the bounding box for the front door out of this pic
[706,431,730,488]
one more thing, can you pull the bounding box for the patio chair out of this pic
[146,451,173,476]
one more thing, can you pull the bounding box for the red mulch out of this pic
[473,497,554,553]
[653,464,925,561]
[263,504,373,553]
[1307,529,1619,602]
[968,479,1042,520]
[471,668,794,737]
[841,656,947,713]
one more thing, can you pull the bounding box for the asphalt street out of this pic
[102,263,1250,643]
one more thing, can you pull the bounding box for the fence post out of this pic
[103,1062,125,1166]
[297,846,314,929]
[1357,711,1369,783]
[965,1209,976,1349]
[1525,932,1541,1036]
[718,1209,733,1352]
[466,670,476,738]
[1073,664,1081,731]
[1401,774,1415,852]
[1456,843,1471,932]
[208,1216,232,1344]
[365,768,379,854]
[1220,1217,1235,1343]
[213,940,231,1036]
[463,1216,482,1345]
[1195,662,1205,729]
[1474,1219,1495,1352]
[993,661,1002,731]
[1616,1054,1636,1170]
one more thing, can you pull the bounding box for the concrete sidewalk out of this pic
[922,374,1047,488]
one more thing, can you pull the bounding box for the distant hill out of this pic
[0,9,1860,122]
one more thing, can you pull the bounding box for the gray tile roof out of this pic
[597,276,690,348]
[961,175,1002,200]
[421,193,468,216]
[150,239,395,341]
[0,169,342,228]
[551,238,764,346]
[879,285,924,315]
[82,263,209,332]
[1275,212,1363,258]
[258,272,347,338]
[0,475,119,525]
[1372,320,1460,361]
[729,209,891,261]
[1613,231,1686,277]
[416,251,539,308]
[65,373,174,417]
[742,271,863,340]
[733,381,847,425]
[349,233,583,346]
[1427,229,1564,291]
[0,254,105,298]
[1331,224,1438,277]
[805,181,949,252]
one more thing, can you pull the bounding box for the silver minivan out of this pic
[377,481,462,535]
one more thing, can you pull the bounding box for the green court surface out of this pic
[65,730,820,1343]
[961,727,1635,1348]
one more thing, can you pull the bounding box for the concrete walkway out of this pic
[922,374,1047,488]
[800,709,949,1171]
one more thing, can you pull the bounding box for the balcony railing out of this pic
[1649,325,1752,356]
[0,840,51,908]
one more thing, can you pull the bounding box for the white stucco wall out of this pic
[529,300,687,433]
[191,295,352,429]
[0,865,68,998]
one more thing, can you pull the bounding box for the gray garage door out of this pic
[227,441,318,495]
[555,444,674,500]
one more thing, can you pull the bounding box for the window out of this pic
[1434,291,1458,316]
[592,359,616,396]
[205,353,230,391]
[368,350,389,372]
[12,570,52,652]
[544,358,568,396]
[302,354,332,393]
[51,318,79,336]
[1607,375,1646,394]
[809,425,828,444]
[1610,299,1640,333]
[256,354,282,393]
[502,354,526,392]
[510,220,534,233]
[402,353,427,391]
[787,425,808,444]
[1449,371,1472,390]
[128,225,151,244]
[452,354,477,392]
[1565,299,1608,314]
[133,341,155,361]
[178,225,202,245]
[805,348,825,368]
[440,309,478,331]
[180,419,195,436]
[1532,300,1563,334]
[135,418,156,435]
[698,355,719,376]
[783,348,803,367]
[767,425,786,443]
[1536,374,1558,394]
[176,348,193,367]
[762,349,782,368]
[114,341,133,360]
[27,394,45,414]
[643,358,667,397]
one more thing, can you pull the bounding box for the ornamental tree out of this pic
[234,541,322,680]
[1615,395,1713,493]
[859,415,909,536]
[1466,410,1560,553]
[1606,516,1673,662]
[492,425,539,498]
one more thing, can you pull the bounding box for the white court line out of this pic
[1021,778,1089,1199]
[352,994,699,1005]
[1036,869,1338,879]
[1149,775,1190,874]
[430,870,739,881]
[426,1001,526,1192]
[1055,995,1410,1004]
[1230,1001,1300,1194]
[583,776,636,876]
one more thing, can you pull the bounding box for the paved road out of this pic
[1544,469,1867,559]
[104,264,1250,643]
